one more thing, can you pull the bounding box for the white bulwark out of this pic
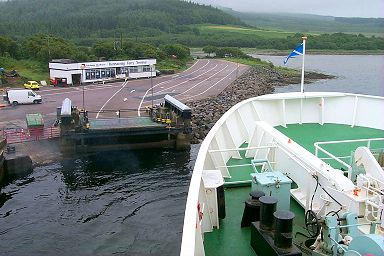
[49,59,157,86]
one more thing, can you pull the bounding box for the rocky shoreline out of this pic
[188,65,333,144]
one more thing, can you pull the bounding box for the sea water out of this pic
[0,55,383,255]
[0,147,199,255]
[251,54,384,96]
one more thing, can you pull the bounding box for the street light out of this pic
[81,64,86,110]
[150,64,154,108]
[47,34,51,61]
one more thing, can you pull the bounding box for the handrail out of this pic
[315,146,352,172]
[319,155,350,160]
[315,137,384,148]
[314,138,384,176]
[216,161,277,171]
[353,174,383,221]
[208,145,278,153]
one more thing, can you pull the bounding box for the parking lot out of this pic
[0,59,248,130]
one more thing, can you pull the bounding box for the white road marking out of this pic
[40,83,127,97]
[152,64,218,95]
[137,59,210,116]
[143,63,230,105]
[176,64,229,97]
[96,80,129,119]
[147,64,239,106]
[180,66,237,102]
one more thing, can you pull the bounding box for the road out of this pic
[0,59,248,129]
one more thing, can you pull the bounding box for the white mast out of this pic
[300,36,307,93]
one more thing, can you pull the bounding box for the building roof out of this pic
[50,59,76,64]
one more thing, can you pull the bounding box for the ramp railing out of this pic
[3,126,61,144]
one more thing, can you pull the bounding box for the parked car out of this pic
[24,81,40,90]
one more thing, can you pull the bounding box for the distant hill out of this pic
[0,0,245,40]
[221,9,384,35]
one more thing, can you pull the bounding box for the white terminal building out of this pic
[49,59,157,86]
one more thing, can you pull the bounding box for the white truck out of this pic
[4,89,42,105]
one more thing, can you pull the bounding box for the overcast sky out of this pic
[191,0,384,18]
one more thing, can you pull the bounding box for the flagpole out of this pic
[300,36,307,93]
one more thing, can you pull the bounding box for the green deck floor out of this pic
[89,117,164,130]
[277,124,384,169]
[204,186,307,256]
[204,123,384,256]
[224,143,255,184]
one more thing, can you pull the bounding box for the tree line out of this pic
[0,0,244,40]
[1,32,382,69]
[140,32,384,51]
[0,34,191,64]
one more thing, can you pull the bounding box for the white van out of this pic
[5,89,42,105]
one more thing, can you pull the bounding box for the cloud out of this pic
[191,0,384,18]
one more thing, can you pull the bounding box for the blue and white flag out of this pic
[284,43,304,65]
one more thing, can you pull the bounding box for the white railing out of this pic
[207,145,279,185]
[358,174,384,221]
[314,138,384,178]
[208,145,278,153]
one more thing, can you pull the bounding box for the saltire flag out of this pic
[284,43,304,65]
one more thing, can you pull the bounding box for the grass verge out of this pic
[156,57,194,73]
[225,56,301,76]
[0,57,49,84]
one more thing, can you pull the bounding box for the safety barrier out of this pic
[2,126,60,144]
[87,108,146,119]
[314,137,384,177]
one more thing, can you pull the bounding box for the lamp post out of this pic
[47,35,51,62]
[81,64,86,110]
[150,64,154,108]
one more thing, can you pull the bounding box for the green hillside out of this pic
[137,25,383,51]
[0,0,245,40]
[222,9,384,36]
[197,25,297,39]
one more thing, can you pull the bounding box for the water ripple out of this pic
[0,145,198,255]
